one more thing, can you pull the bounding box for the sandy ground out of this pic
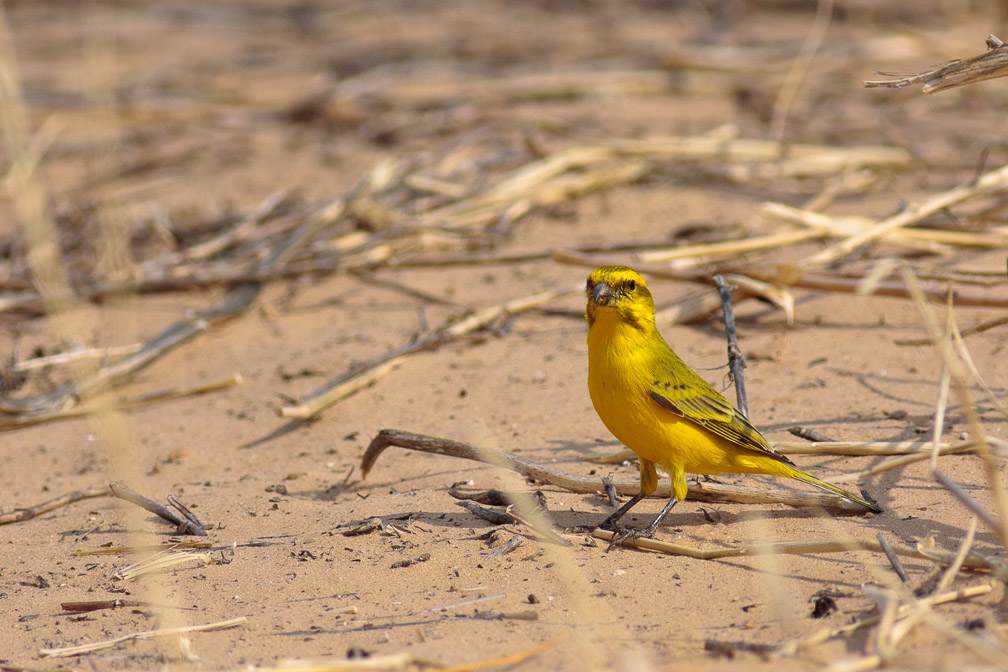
[2,2,1008,671]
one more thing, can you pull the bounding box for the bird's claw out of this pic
[604,526,654,552]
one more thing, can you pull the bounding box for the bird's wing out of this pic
[648,360,794,466]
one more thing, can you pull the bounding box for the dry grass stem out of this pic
[591,439,986,463]
[0,486,109,525]
[12,342,143,371]
[637,229,819,264]
[0,373,241,430]
[364,429,882,513]
[775,439,976,456]
[876,533,910,582]
[259,653,439,671]
[900,266,1008,547]
[933,471,1000,534]
[931,367,952,472]
[763,202,1008,253]
[71,540,213,556]
[114,550,213,581]
[803,162,1008,266]
[332,605,359,616]
[593,530,1004,577]
[896,314,1008,346]
[603,131,910,175]
[950,316,1008,420]
[830,440,1003,483]
[38,616,247,658]
[554,251,1008,316]
[865,35,1008,93]
[934,516,978,596]
[788,582,995,655]
[278,284,577,419]
[258,636,558,672]
[769,0,833,141]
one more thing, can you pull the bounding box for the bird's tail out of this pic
[787,468,882,513]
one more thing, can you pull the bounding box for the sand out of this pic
[1,2,1007,671]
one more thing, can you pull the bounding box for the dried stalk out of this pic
[830,440,1002,483]
[591,529,1001,574]
[786,583,994,654]
[896,314,1008,346]
[256,636,558,672]
[587,439,984,465]
[278,284,577,418]
[763,201,1008,253]
[638,229,821,264]
[865,35,1008,94]
[0,486,108,525]
[2,171,364,418]
[115,551,213,581]
[71,540,212,556]
[555,250,1008,312]
[110,481,206,536]
[362,429,875,512]
[38,616,247,658]
[12,343,143,371]
[900,266,1008,547]
[0,373,241,430]
[802,162,1008,266]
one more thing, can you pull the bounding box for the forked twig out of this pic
[109,481,206,536]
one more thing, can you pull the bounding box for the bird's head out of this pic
[585,266,656,331]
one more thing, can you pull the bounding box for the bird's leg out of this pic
[597,490,647,531]
[605,496,678,551]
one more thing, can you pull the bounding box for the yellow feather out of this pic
[585,265,880,515]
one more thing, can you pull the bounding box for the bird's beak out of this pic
[591,281,615,307]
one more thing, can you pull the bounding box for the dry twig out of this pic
[109,481,205,536]
[0,486,108,525]
[278,284,577,419]
[38,616,246,658]
[865,35,1008,94]
[362,429,876,513]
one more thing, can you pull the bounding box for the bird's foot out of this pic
[603,525,655,552]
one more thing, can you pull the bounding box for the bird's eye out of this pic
[626,280,636,291]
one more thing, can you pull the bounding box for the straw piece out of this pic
[900,266,1008,547]
[763,202,1008,253]
[363,429,880,513]
[803,162,1008,265]
[38,616,247,657]
[865,35,1008,94]
[554,250,1008,311]
[278,284,577,419]
[0,486,109,525]
[115,551,213,581]
[0,373,241,431]
[591,529,1000,573]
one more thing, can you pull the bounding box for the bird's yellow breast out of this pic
[587,312,764,477]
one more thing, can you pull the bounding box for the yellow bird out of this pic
[585,265,880,543]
